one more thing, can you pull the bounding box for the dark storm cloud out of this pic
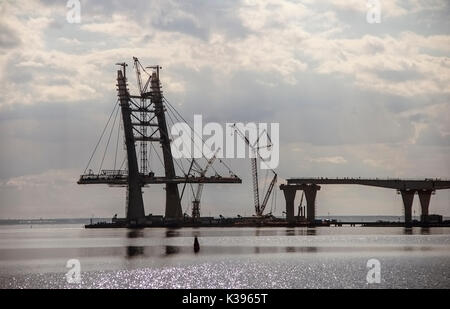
[0,101,113,178]
[408,113,428,123]
[51,0,250,40]
[375,69,424,82]
[416,125,450,147]
[5,66,33,84]
[0,23,22,49]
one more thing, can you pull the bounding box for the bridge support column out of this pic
[304,185,320,225]
[283,188,296,224]
[418,190,433,223]
[400,190,415,226]
[117,69,145,223]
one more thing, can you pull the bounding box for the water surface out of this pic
[0,225,449,288]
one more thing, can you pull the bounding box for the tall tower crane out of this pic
[191,148,220,221]
[230,124,277,217]
[132,57,150,174]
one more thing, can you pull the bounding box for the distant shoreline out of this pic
[1,215,449,225]
[0,218,109,225]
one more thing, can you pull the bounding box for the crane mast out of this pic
[251,156,260,215]
[230,124,277,217]
[191,149,220,220]
[260,173,277,215]
[133,57,148,174]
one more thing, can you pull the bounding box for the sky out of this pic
[0,0,449,219]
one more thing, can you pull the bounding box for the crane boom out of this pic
[251,156,260,214]
[132,57,149,174]
[297,191,304,217]
[193,155,217,201]
[191,148,220,220]
[133,57,144,94]
[230,124,277,217]
[260,174,277,215]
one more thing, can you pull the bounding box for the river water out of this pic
[0,225,449,288]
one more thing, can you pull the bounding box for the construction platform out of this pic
[85,215,450,229]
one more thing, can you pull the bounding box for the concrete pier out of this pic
[418,190,432,223]
[280,184,320,224]
[304,185,320,223]
[281,178,449,226]
[282,188,296,223]
[400,190,415,226]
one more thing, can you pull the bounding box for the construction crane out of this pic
[132,57,150,174]
[230,124,277,217]
[297,191,304,218]
[191,148,221,220]
[132,57,153,95]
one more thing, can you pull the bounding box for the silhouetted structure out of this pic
[281,178,450,226]
[78,59,241,225]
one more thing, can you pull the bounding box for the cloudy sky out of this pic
[0,0,449,219]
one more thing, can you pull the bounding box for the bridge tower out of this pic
[116,64,182,221]
[116,67,146,223]
[78,59,241,225]
[148,67,182,219]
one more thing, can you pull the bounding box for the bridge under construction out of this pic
[78,58,241,226]
[78,58,449,228]
[281,178,450,226]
